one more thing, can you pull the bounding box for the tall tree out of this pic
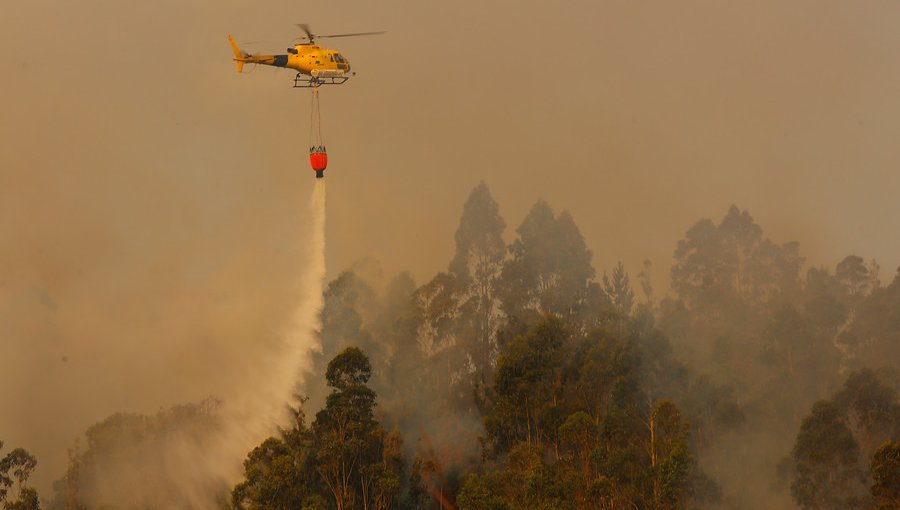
[317,272,378,367]
[791,401,866,510]
[313,347,402,510]
[448,182,507,385]
[413,271,471,407]
[670,205,802,310]
[411,184,507,408]
[309,271,382,412]
[664,205,807,416]
[0,442,40,510]
[498,201,595,330]
[602,262,634,320]
[836,255,876,301]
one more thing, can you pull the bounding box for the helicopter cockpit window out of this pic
[329,54,334,62]
[334,53,346,63]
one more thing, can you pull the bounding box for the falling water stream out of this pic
[202,180,327,507]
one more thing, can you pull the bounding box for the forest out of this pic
[4,183,899,510]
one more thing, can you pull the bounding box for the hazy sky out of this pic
[2,0,899,495]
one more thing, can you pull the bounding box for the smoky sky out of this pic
[2,0,899,495]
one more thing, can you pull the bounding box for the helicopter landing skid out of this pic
[293,74,350,88]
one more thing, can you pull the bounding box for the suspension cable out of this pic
[309,88,316,150]
[308,87,325,151]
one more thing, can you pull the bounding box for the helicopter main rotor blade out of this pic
[294,24,386,41]
[316,31,387,38]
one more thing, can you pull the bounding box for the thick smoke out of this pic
[87,181,323,509]
[1,181,327,509]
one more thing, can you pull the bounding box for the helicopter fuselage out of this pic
[231,41,351,75]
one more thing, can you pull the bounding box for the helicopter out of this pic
[227,24,384,88]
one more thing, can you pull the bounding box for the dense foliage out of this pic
[787,370,900,510]
[0,441,40,510]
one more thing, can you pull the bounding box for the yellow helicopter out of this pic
[227,24,384,88]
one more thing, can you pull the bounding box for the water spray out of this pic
[205,180,327,504]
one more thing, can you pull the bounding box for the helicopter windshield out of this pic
[334,53,347,63]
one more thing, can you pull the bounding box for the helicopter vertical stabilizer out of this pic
[227,35,245,73]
